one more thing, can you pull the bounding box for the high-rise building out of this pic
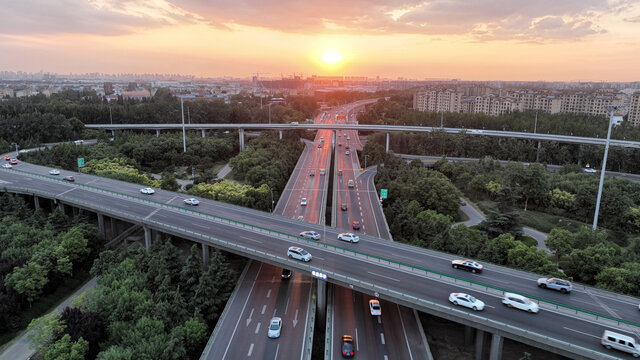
[629,92,640,126]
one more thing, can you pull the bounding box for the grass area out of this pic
[209,162,226,176]
[0,269,93,350]
[520,210,588,233]
[519,235,538,247]
[475,200,499,215]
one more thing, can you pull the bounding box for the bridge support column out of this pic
[239,129,245,151]
[316,279,326,323]
[536,141,541,163]
[465,326,474,346]
[201,129,206,138]
[489,334,503,360]
[34,195,40,210]
[72,206,79,217]
[156,129,160,137]
[111,129,115,137]
[110,217,117,238]
[58,202,66,215]
[97,213,105,236]
[385,132,390,153]
[202,244,210,270]
[475,329,485,360]
[144,226,151,249]
[279,130,282,140]
[154,229,162,242]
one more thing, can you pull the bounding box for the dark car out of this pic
[281,269,292,279]
[63,176,75,182]
[352,221,361,230]
[341,335,354,358]
[451,259,483,273]
[341,203,348,211]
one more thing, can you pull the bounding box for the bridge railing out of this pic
[3,167,640,332]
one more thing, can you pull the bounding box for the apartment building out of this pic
[629,92,640,126]
[414,87,631,121]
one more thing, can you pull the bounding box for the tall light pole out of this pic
[592,106,624,230]
[364,154,369,169]
[534,111,538,133]
[441,110,444,128]
[181,97,187,153]
[109,105,113,125]
[268,103,272,124]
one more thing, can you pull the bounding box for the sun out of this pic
[322,50,343,65]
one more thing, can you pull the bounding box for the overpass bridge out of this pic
[2,160,640,360]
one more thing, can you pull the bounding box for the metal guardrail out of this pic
[0,181,633,359]
[2,167,640,330]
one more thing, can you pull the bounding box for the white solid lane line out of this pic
[367,271,400,282]
[563,327,600,339]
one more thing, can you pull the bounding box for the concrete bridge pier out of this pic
[72,206,79,218]
[316,279,326,323]
[34,195,40,210]
[386,132,390,152]
[202,244,210,270]
[279,130,282,140]
[465,326,475,345]
[58,202,66,215]
[239,129,245,151]
[475,329,485,360]
[97,213,105,236]
[111,129,115,137]
[110,217,118,238]
[144,226,151,249]
[156,129,160,137]
[489,334,503,360]
[536,141,541,162]
[201,129,206,138]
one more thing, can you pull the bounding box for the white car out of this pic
[584,168,597,173]
[287,246,312,262]
[140,188,155,195]
[299,231,320,240]
[49,169,61,175]
[337,233,359,243]
[449,293,485,311]
[369,299,382,316]
[267,317,282,338]
[301,198,307,206]
[2,164,12,169]
[502,292,539,313]
[184,198,200,206]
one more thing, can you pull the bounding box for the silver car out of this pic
[337,233,359,243]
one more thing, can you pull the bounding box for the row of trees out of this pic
[27,241,239,359]
[0,193,103,337]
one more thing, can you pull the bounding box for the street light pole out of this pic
[181,97,186,153]
[268,103,272,124]
[534,111,538,133]
[109,105,113,125]
[364,154,369,169]
[270,189,275,212]
[592,106,619,230]
[441,110,444,128]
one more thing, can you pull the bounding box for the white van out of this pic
[601,330,640,357]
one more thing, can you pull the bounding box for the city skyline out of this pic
[1,1,640,81]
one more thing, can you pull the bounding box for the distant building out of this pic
[104,82,113,95]
[629,93,640,126]
[122,90,151,100]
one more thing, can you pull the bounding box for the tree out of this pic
[507,243,559,275]
[411,210,451,248]
[26,313,65,354]
[60,307,106,359]
[478,211,523,239]
[5,261,49,303]
[546,228,573,263]
[478,233,518,265]
[180,245,203,300]
[595,262,640,296]
[44,334,89,360]
[174,317,208,359]
[160,173,180,192]
[565,243,617,284]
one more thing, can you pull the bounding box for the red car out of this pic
[352,221,361,230]
[341,203,348,211]
[3,155,10,161]
[9,159,18,165]
[63,176,75,182]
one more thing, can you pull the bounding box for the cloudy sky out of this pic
[1,0,639,80]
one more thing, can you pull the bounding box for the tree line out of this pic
[27,241,239,360]
[0,193,103,340]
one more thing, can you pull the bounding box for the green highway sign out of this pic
[381,189,388,199]
[77,158,85,168]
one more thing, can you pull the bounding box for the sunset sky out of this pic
[1,0,639,81]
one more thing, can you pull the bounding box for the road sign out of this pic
[380,189,388,199]
[311,270,327,280]
[77,158,85,168]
